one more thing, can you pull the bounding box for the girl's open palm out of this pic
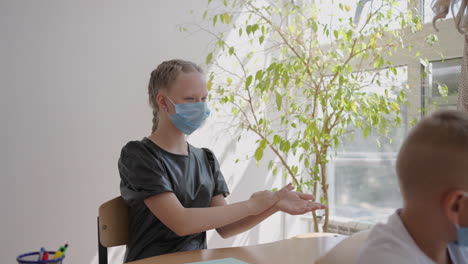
[275,191,327,215]
[247,183,294,215]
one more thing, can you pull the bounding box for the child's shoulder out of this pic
[120,138,149,153]
[188,144,215,157]
[122,138,146,148]
[448,243,468,263]
[119,138,161,161]
[357,212,416,263]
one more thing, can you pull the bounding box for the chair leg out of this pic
[98,216,108,264]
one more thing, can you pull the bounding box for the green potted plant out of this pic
[184,0,436,232]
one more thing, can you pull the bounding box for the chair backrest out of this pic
[315,230,370,264]
[98,196,129,248]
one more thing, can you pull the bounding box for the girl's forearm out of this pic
[166,201,254,236]
[215,205,279,238]
[145,187,291,237]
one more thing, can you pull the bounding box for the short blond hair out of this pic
[432,0,468,34]
[396,110,468,200]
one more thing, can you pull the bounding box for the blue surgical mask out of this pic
[456,224,468,246]
[166,97,210,135]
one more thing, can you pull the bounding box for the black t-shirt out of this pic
[118,137,230,262]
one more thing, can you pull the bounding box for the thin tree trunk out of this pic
[311,178,319,232]
[319,149,329,232]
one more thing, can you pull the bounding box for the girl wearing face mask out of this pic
[118,59,326,263]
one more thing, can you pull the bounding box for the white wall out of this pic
[1,1,306,264]
[1,0,204,263]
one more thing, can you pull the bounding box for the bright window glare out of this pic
[329,66,408,223]
[315,0,408,44]
[423,0,436,23]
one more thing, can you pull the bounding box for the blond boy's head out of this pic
[397,110,468,234]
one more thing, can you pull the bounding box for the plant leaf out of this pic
[275,91,282,110]
[245,75,253,89]
[206,52,213,64]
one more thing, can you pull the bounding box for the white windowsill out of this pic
[300,215,375,235]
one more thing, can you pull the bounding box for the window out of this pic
[328,66,407,224]
[314,0,407,44]
[331,154,401,223]
[323,0,464,225]
[209,0,464,230]
[422,0,435,24]
[422,58,462,114]
[327,57,462,225]
[301,1,462,228]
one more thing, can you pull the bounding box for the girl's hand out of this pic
[247,183,294,215]
[275,191,327,215]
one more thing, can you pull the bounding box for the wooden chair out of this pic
[97,196,129,264]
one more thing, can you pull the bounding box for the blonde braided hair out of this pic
[148,59,203,133]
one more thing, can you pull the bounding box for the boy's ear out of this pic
[444,190,465,226]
